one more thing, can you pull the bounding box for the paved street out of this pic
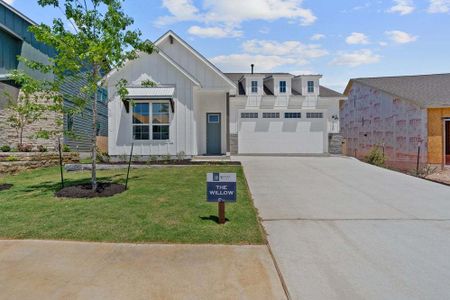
[239,156,450,300]
[0,240,286,300]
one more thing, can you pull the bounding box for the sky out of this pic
[5,0,450,92]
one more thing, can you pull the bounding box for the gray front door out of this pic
[207,113,221,155]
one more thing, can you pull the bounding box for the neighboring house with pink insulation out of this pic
[341,74,450,171]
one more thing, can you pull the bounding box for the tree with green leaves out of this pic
[20,0,155,190]
[4,71,51,148]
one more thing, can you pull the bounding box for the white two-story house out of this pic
[226,70,344,154]
[106,31,344,158]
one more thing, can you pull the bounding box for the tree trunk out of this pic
[19,126,23,147]
[91,66,98,191]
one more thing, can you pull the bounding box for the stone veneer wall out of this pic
[0,152,79,174]
[230,134,238,155]
[0,89,63,151]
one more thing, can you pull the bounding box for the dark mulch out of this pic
[55,182,126,198]
[0,184,13,191]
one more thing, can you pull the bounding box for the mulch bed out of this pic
[55,182,126,198]
[0,184,13,191]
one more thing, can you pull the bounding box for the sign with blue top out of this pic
[206,173,237,202]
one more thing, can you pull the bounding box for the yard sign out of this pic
[206,173,237,202]
[206,173,237,224]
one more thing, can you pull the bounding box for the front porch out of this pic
[193,89,231,156]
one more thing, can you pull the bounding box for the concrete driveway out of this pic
[0,240,286,300]
[239,156,450,300]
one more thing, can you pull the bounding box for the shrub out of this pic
[96,147,109,163]
[0,145,11,152]
[366,146,385,167]
[6,155,18,162]
[18,144,33,152]
[176,151,186,161]
[162,154,172,163]
[147,155,158,164]
[62,144,71,152]
[37,145,48,152]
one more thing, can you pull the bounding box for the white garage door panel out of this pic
[238,118,325,154]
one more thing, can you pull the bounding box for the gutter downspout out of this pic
[226,92,230,155]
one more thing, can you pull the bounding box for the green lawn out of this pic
[0,166,264,244]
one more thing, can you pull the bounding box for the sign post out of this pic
[207,173,237,224]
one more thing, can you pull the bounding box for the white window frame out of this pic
[307,81,315,93]
[279,81,287,93]
[251,81,258,93]
[262,112,280,119]
[284,112,301,119]
[241,112,259,119]
[306,112,323,119]
[131,100,171,141]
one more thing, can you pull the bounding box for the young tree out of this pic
[22,0,155,190]
[4,71,50,148]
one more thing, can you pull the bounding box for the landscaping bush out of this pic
[17,144,33,152]
[0,145,11,152]
[176,151,186,161]
[6,155,18,162]
[37,145,48,152]
[366,146,385,167]
[62,144,71,152]
[96,147,110,163]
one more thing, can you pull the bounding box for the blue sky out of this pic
[6,0,450,92]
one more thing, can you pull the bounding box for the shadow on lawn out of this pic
[22,173,146,195]
[199,215,230,224]
[24,177,114,194]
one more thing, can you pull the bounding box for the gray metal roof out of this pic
[224,73,344,98]
[348,73,450,108]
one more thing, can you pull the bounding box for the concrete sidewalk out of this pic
[0,240,286,300]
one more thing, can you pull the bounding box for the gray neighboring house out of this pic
[0,0,107,151]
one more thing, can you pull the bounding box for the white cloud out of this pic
[331,49,381,67]
[156,0,199,25]
[388,0,415,15]
[202,0,316,26]
[428,0,450,13]
[385,30,418,43]
[242,40,328,59]
[311,34,325,41]
[157,0,317,34]
[211,54,296,72]
[379,41,388,47]
[345,32,370,45]
[187,26,242,38]
[210,38,328,72]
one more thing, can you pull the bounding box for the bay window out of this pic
[132,102,170,140]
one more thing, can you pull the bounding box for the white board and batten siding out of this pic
[157,37,234,91]
[107,52,196,157]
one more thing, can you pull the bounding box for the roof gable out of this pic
[155,31,236,92]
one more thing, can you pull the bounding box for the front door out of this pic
[446,120,450,165]
[207,113,221,155]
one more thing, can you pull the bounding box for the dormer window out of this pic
[251,81,258,93]
[279,81,287,93]
[307,81,315,93]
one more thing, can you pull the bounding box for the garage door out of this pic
[238,111,326,154]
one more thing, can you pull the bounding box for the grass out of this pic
[0,166,264,244]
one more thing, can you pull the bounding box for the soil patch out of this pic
[0,184,13,191]
[55,182,126,198]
